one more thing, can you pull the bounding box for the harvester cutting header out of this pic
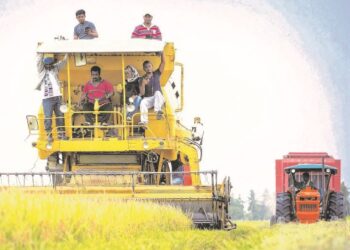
[7,39,234,230]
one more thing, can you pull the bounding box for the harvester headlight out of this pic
[46,142,53,150]
[326,169,330,173]
[291,169,296,174]
[143,141,149,149]
[59,104,68,113]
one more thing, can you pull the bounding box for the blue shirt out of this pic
[74,21,97,39]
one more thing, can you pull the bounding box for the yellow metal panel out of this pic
[71,165,141,171]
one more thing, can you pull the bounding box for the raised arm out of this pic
[158,52,166,74]
[37,53,44,74]
[54,53,68,71]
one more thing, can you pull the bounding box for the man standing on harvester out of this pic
[74,9,98,39]
[131,13,162,40]
[36,53,68,144]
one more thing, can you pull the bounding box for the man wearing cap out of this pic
[74,9,98,39]
[131,13,162,40]
[36,53,69,143]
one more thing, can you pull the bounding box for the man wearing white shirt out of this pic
[36,53,68,143]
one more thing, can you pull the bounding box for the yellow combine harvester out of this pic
[6,39,234,229]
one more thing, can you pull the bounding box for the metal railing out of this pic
[31,110,167,140]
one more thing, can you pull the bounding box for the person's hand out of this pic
[78,102,83,110]
[85,27,92,35]
[142,76,150,85]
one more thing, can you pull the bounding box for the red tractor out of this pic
[271,152,345,224]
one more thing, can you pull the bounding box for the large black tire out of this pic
[327,192,345,220]
[276,192,293,223]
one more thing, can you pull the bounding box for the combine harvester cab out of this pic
[271,152,345,225]
[8,39,235,230]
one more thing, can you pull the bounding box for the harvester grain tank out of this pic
[272,152,345,224]
[4,39,234,230]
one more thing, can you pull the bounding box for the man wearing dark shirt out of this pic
[139,53,165,125]
[74,9,98,39]
[293,172,315,190]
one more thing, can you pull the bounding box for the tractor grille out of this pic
[299,204,317,212]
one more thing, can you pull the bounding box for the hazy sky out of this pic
[0,0,348,198]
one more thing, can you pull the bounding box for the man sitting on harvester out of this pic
[139,53,166,126]
[80,66,114,125]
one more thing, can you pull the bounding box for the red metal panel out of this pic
[275,152,341,193]
[333,160,341,192]
[275,160,283,193]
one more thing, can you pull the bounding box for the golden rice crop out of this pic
[0,191,349,250]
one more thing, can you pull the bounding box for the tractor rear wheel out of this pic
[327,192,345,220]
[276,192,293,223]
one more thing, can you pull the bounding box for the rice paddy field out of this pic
[0,192,349,250]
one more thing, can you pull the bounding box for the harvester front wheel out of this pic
[327,192,345,220]
[276,192,292,223]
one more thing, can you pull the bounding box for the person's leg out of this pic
[53,96,66,137]
[127,96,142,119]
[42,97,54,139]
[115,92,122,108]
[83,102,94,124]
[99,103,113,123]
[154,91,165,120]
[154,91,165,112]
[140,96,154,124]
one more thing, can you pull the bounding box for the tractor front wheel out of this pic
[276,192,293,223]
[327,192,345,220]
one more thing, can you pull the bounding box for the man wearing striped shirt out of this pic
[131,13,162,40]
